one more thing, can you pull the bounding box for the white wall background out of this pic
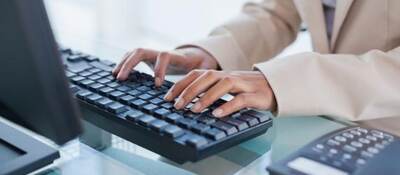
[45,0,311,62]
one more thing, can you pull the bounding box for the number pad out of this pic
[310,127,397,172]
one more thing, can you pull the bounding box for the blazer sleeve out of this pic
[180,0,301,71]
[254,46,400,121]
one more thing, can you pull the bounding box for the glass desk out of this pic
[31,115,352,175]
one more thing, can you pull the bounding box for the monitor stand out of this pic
[0,120,59,175]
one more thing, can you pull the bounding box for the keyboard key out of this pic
[109,91,125,99]
[177,118,197,129]
[99,87,114,94]
[79,71,93,77]
[96,98,113,108]
[138,94,153,100]
[67,55,83,62]
[161,102,174,109]
[66,71,76,78]
[343,145,357,153]
[149,120,170,132]
[89,83,105,91]
[143,81,154,87]
[84,56,99,62]
[100,60,116,67]
[86,94,103,104]
[98,78,112,84]
[137,115,156,127]
[97,71,110,77]
[196,116,216,125]
[120,95,135,104]
[147,90,162,96]
[105,75,115,80]
[186,134,208,148]
[71,76,85,83]
[143,103,158,113]
[130,99,147,108]
[154,108,171,118]
[107,102,128,114]
[90,61,113,72]
[117,85,131,92]
[137,86,151,92]
[205,128,226,140]
[69,84,81,93]
[184,111,200,119]
[125,110,144,122]
[128,90,141,96]
[163,125,184,138]
[76,90,93,100]
[191,123,210,134]
[150,98,164,105]
[243,110,270,123]
[107,82,120,88]
[88,75,102,81]
[221,118,249,131]
[236,114,259,127]
[80,79,95,87]
[165,113,183,123]
[212,121,238,135]
[123,82,140,89]
[88,68,102,74]
[67,62,91,73]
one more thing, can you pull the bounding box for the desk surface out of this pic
[33,116,349,175]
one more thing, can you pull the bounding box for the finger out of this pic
[212,93,257,118]
[117,48,158,80]
[175,70,223,110]
[164,70,204,102]
[191,76,236,113]
[113,51,132,76]
[153,52,172,87]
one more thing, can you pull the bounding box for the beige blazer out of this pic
[184,0,400,135]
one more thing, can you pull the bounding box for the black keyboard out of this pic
[61,48,273,163]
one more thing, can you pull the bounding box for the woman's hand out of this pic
[112,47,219,87]
[164,70,277,117]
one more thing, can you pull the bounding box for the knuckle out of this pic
[199,96,212,106]
[222,76,235,85]
[158,52,170,59]
[133,48,145,55]
[190,69,202,76]
[183,87,197,98]
[204,70,217,78]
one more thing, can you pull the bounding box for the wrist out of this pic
[177,46,220,70]
[257,71,277,112]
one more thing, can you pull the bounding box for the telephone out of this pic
[267,126,400,175]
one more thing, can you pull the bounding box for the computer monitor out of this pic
[0,0,83,174]
[0,0,82,145]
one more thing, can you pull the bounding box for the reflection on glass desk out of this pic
[34,116,351,175]
[34,142,144,175]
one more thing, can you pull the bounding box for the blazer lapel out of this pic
[294,0,330,53]
[331,0,355,50]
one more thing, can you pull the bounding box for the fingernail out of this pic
[174,99,185,109]
[164,92,172,101]
[191,102,202,112]
[155,77,162,86]
[212,109,224,117]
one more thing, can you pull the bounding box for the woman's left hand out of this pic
[164,70,277,117]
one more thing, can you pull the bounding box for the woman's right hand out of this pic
[112,47,219,87]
